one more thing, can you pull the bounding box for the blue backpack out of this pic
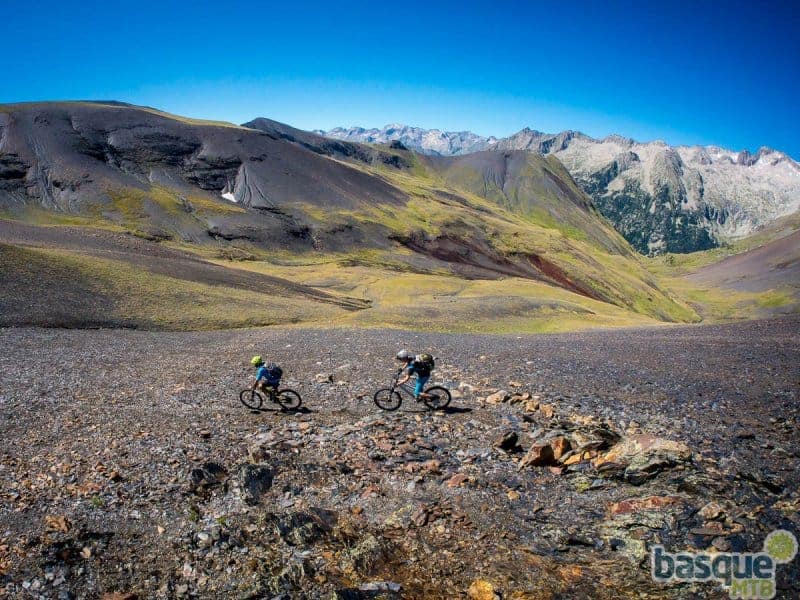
[263,362,283,385]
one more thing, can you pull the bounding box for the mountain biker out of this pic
[250,356,282,392]
[395,350,434,401]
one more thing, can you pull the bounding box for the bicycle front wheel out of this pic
[373,388,402,411]
[276,389,302,411]
[422,386,451,410]
[240,389,264,410]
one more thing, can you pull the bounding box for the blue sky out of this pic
[1,0,798,155]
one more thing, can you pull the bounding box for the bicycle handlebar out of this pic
[391,368,405,386]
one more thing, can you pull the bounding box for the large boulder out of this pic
[593,434,692,484]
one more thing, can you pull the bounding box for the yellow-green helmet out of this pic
[250,355,264,366]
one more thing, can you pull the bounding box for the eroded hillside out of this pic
[0,102,698,329]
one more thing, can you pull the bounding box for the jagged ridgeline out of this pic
[323,125,800,255]
[0,101,695,325]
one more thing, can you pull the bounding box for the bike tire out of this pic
[422,385,452,410]
[276,389,302,411]
[240,389,264,410]
[373,388,402,411]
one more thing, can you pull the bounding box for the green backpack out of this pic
[414,353,435,375]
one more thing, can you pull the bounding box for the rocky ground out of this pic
[0,318,798,599]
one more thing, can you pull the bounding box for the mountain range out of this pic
[320,125,800,254]
[317,124,498,157]
[1,101,797,331]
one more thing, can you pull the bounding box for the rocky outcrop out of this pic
[319,123,498,156]
[592,434,692,484]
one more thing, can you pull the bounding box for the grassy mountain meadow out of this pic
[1,101,796,332]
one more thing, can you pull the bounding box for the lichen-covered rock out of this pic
[600,495,691,563]
[188,462,228,491]
[340,534,387,576]
[237,463,273,505]
[275,508,337,546]
[593,434,692,484]
[468,579,500,600]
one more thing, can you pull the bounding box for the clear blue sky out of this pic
[2,0,798,156]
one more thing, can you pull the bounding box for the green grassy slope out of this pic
[2,150,699,325]
[0,244,347,330]
[333,150,698,323]
[645,212,800,321]
[214,255,671,333]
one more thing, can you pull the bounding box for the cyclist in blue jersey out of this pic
[395,349,434,401]
[250,356,282,392]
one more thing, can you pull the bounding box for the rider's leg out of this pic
[414,376,430,400]
[257,380,273,400]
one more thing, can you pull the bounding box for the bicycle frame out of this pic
[257,383,279,397]
[390,369,423,398]
[241,385,302,411]
[373,370,450,412]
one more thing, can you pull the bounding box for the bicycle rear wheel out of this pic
[239,389,264,410]
[373,388,402,411]
[276,389,302,411]
[422,386,451,410]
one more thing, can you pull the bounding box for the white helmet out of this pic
[395,349,413,361]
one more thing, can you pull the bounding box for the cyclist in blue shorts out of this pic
[395,349,435,401]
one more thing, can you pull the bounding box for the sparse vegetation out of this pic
[757,289,796,309]
[215,255,673,333]
[0,244,345,330]
[644,214,800,322]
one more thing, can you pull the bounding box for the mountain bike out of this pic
[239,385,302,411]
[373,370,452,411]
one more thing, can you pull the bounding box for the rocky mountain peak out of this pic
[319,121,799,254]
